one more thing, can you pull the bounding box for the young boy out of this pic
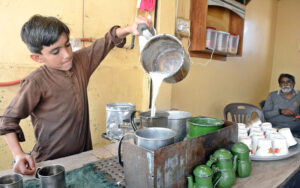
[0,14,151,175]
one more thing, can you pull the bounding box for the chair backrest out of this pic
[224,103,265,123]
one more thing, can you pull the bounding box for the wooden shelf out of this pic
[189,0,246,60]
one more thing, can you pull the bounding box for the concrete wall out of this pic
[269,0,300,92]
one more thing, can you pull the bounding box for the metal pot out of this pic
[187,117,223,138]
[130,110,169,131]
[0,174,23,188]
[118,127,175,166]
[140,34,190,83]
[134,127,175,150]
[167,110,193,142]
[106,103,136,140]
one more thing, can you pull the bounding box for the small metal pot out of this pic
[167,110,193,142]
[187,117,223,138]
[140,34,190,83]
[0,174,23,188]
[118,127,175,166]
[135,127,175,150]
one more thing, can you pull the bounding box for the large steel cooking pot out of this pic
[187,117,224,138]
[118,127,175,166]
[167,110,193,142]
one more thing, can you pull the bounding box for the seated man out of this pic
[263,73,300,137]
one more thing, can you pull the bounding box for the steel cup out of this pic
[36,165,66,188]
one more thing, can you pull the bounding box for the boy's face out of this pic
[31,33,73,71]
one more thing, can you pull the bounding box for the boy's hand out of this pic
[13,153,35,175]
[130,16,153,36]
[116,16,153,38]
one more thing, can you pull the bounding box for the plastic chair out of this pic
[224,103,265,123]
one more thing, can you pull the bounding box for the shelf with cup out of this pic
[189,0,251,61]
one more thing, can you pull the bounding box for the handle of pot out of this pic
[206,155,216,167]
[130,111,137,131]
[212,166,221,188]
[233,154,238,172]
[35,167,41,179]
[118,133,134,167]
[130,35,135,49]
[137,24,155,38]
[118,135,126,167]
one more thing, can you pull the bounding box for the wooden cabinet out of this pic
[189,0,250,60]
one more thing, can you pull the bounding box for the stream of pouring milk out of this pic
[149,72,169,117]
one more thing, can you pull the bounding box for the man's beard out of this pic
[281,85,293,94]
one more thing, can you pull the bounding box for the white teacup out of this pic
[268,132,282,140]
[272,137,289,156]
[250,127,262,135]
[238,133,248,138]
[239,136,253,155]
[252,135,265,155]
[261,122,272,134]
[265,128,277,138]
[249,130,264,137]
[237,123,246,129]
[255,138,273,156]
[238,128,248,137]
[279,128,297,147]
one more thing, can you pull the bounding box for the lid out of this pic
[188,117,223,127]
[213,149,233,160]
[231,142,250,153]
[193,165,213,177]
[206,27,216,30]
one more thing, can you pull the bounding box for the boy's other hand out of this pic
[13,153,36,175]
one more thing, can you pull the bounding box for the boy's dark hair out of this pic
[278,73,295,84]
[21,15,70,54]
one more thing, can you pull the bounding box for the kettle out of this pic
[138,24,190,83]
[206,149,236,188]
[187,165,214,188]
[231,142,252,178]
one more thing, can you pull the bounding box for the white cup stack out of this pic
[239,136,253,155]
[272,136,289,156]
[252,135,265,155]
[261,122,272,135]
[238,121,295,157]
[255,138,273,157]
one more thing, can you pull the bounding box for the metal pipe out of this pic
[0,80,20,87]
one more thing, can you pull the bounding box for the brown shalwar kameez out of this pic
[0,26,125,162]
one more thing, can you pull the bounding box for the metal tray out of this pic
[250,138,300,161]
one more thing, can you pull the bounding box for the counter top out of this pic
[0,142,299,187]
[0,143,119,181]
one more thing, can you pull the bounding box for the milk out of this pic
[149,72,169,117]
